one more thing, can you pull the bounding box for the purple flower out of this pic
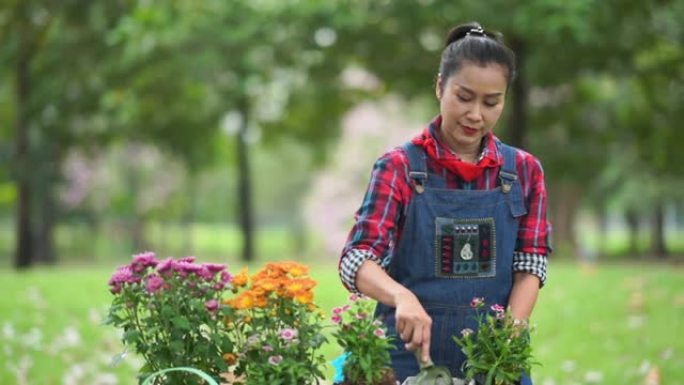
[178,256,196,263]
[262,345,274,352]
[332,307,343,315]
[133,251,157,265]
[157,258,175,275]
[490,304,505,313]
[146,275,165,294]
[131,252,158,272]
[355,312,367,320]
[331,314,342,324]
[174,261,202,277]
[205,299,219,312]
[460,328,474,337]
[268,355,283,365]
[349,294,360,302]
[197,266,215,281]
[279,328,298,341]
[214,282,225,291]
[220,271,233,284]
[108,265,138,293]
[470,297,485,308]
[202,263,226,273]
[373,328,386,339]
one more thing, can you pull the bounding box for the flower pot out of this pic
[401,377,469,385]
[334,368,399,385]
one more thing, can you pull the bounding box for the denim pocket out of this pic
[435,217,496,279]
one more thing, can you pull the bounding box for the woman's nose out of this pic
[466,104,483,122]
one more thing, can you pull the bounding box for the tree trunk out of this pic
[549,180,581,256]
[33,140,60,265]
[651,201,667,258]
[34,184,57,265]
[507,37,528,150]
[625,208,640,255]
[237,99,255,262]
[14,18,34,269]
[596,202,608,256]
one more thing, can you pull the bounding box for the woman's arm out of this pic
[509,155,551,321]
[356,260,432,363]
[508,272,540,321]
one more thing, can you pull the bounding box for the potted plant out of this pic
[330,294,397,385]
[106,252,236,385]
[452,297,538,385]
[223,261,327,385]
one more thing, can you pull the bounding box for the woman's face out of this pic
[436,62,508,154]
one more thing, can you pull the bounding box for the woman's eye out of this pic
[484,101,499,107]
[457,95,471,102]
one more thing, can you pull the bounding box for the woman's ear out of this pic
[435,74,443,100]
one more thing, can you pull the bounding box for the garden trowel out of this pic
[405,348,454,385]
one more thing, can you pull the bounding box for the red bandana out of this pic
[411,117,499,182]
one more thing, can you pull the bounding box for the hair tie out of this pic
[466,26,486,37]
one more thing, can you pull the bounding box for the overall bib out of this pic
[375,142,533,385]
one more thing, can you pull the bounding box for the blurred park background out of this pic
[1,0,683,384]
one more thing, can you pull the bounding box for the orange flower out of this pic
[223,353,237,366]
[252,277,281,293]
[293,290,314,305]
[232,268,249,288]
[279,261,309,277]
[256,263,287,280]
[227,291,255,310]
[253,294,268,308]
[284,278,317,296]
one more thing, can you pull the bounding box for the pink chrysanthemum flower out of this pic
[268,355,283,365]
[205,299,219,312]
[470,297,485,308]
[146,275,165,294]
[279,328,298,341]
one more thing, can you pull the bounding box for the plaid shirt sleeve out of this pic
[513,152,551,287]
[512,252,548,287]
[516,153,552,256]
[338,149,410,293]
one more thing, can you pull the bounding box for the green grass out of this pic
[0,262,682,384]
[0,221,322,268]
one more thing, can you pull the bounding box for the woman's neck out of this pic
[437,130,481,164]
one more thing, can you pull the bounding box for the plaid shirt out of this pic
[339,116,552,293]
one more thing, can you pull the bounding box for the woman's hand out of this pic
[355,260,433,363]
[394,290,432,363]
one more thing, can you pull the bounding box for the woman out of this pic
[338,22,551,384]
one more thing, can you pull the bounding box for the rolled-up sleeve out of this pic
[512,252,548,287]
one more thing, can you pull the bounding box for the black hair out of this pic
[439,22,516,89]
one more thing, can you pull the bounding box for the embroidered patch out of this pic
[435,217,496,278]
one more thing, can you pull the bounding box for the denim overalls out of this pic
[375,141,533,385]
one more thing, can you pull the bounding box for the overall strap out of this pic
[498,142,519,193]
[401,142,427,193]
[497,141,528,217]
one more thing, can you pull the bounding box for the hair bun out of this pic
[445,22,483,47]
